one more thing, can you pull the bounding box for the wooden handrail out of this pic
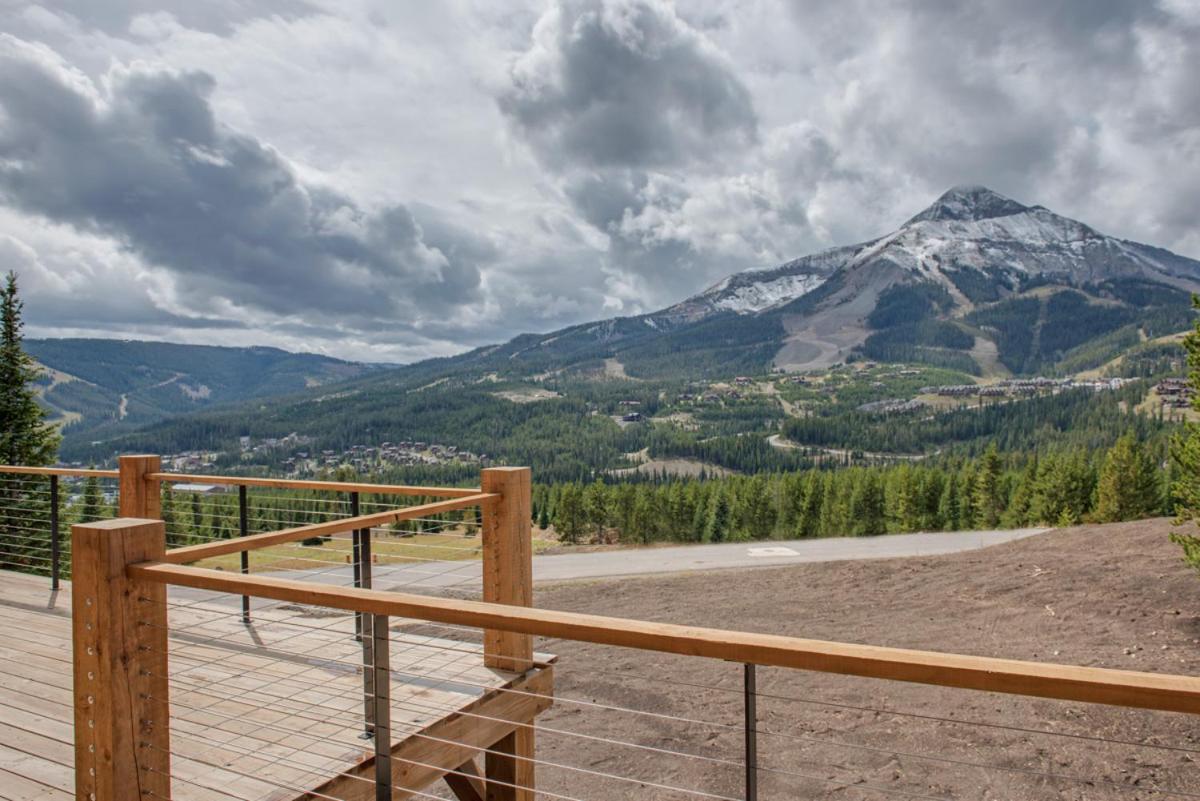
[148,472,483,498]
[0,465,119,478]
[161,492,497,564]
[129,561,1200,715]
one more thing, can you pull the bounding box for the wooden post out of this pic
[118,454,162,519]
[72,518,170,801]
[479,467,535,801]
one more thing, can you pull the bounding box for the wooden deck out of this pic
[0,570,554,801]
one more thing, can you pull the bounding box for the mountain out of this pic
[62,186,1200,466]
[666,184,1200,374]
[29,338,377,445]
[377,185,1200,382]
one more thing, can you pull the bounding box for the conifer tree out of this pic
[190,493,203,535]
[0,272,59,467]
[741,475,775,540]
[79,474,103,524]
[850,471,886,536]
[583,479,609,540]
[972,445,1004,528]
[705,488,731,543]
[938,472,961,531]
[1003,457,1038,527]
[1096,432,1160,522]
[161,483,185,546]
[554,483,585,544]
[1170,295,1200,575]
[797,472,824,538]
[0,272,60,571]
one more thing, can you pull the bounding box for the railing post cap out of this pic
[73,517,162,530]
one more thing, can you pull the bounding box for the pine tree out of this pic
[79,474,103,524]
[0,272,60,572]
[850,471,886,537]
[705,488,731,543]
[796,472,824,538]
[972,445,1004,528]
[0,272,59,467]
[1003,457,1038,527]
[893,465,922,532]
[583,479,609,541]
[1170,294,1200,578]
[554,483,585,544]
[1097,432,1161,522]
[161,483,185,547]
[190,493,204,537]
[741,475,775,540]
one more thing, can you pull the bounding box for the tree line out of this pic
[535,436,1166,545]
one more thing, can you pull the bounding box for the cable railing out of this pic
[0,464,119,586]
[0,454,1198,799]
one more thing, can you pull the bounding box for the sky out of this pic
[0,0,1198,364]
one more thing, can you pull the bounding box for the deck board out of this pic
[0,570,553,801]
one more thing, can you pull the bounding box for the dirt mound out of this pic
[532,519,1200,799]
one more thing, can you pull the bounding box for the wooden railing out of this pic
[68,462,537,801]
[1,455,1198,798]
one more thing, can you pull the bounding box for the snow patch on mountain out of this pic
[708,273,827,313]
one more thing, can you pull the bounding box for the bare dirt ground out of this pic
[526,519,1200,800]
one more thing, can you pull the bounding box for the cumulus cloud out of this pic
[0,35,484,332]
[498,0,772,306]
[499,0,757,170]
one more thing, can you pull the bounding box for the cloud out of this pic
[498,0,773,308]
[499,0,757,171]
[0,1,1198,362]
[0,35,485,330]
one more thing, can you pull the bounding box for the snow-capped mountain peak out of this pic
[905,184,1030,225]
[663,185,1200,326]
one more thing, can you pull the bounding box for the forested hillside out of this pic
[29,338,374,445]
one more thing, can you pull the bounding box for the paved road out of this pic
[525,526,1049,582]
[176,527,1050,610]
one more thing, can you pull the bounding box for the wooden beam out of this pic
[481,467,533,672]
[147,472,483,498]
[443,759,485,801]
[485,728,534,801]
[480,467,536,800]
[73,518,170,801]
[129,560,1200,715]
[161,493,496,564]
[292,666,553,801]
[118,455,161,519]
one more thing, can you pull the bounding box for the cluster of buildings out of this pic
[287,441,484,474]
[162,451,220,472]
[1156,378,1194,410]
[925,377,1132,398]
[156,436,483,479]
[237,432,312,458]
[857,398,927,415]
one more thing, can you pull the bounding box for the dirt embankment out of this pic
[528,519,1200,800]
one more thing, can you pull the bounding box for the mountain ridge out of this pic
[28,337,377,446]
[50,186,1200,461]
[445,185,1200,379]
